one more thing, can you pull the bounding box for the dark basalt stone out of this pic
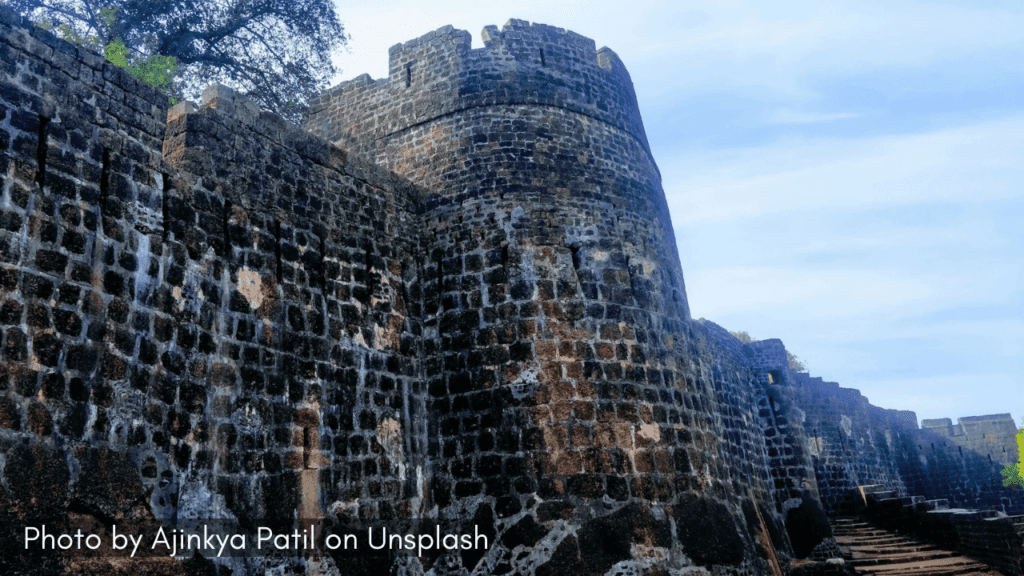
[674,493,746,566]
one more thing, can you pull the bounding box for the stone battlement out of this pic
[960,413,1015,423]
[171,84,423,213]
[306,19,651,166]
[919,414,1018,466]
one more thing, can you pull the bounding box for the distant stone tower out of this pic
[308,20,782,574]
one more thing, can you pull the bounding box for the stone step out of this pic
[839,532,921,541]
[845,543,940,553]
[847,550,958,566]
[830,518,1002,576]
[854,556,994,576]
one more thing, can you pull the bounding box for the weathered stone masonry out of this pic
[0,11,1019,576]
[307,18,804,574]
[0,7,430,573]
[712,330,1022,519]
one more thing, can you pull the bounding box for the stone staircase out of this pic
[832,518,1004,576]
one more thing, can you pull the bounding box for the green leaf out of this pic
[1001,463,1023,488]
[1002,425,1024,488]
[102,37,178,99]
[104,38,130,69]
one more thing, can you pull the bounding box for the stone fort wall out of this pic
[724,330,1021,517]
[0,10,1018,576]
[921,414,1019,467]
[308,18,792,574]
[0,7,431,573]
[308,18,793,575]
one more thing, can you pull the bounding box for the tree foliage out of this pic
[1001,424,1024,488]
[1001,464,1022,488]
[730,331,754,344]
[34,7,178,99]
[12,0,346,121]
[787,352,807,373]
[104,37,178,97]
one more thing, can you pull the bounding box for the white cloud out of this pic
[686,263,1016,322]
[854,373,1022,421]
[788,224,980,256]
[663,116,1024,226]
[630,1,1024,101]
[765,108,857,125]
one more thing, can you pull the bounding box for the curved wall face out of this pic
[307,19,687,318]
[310,20,788,575]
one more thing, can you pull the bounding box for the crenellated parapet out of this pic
[306,19,651,164]
[921,413,1019,466]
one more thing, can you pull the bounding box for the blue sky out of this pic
[330,1,1023,424]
